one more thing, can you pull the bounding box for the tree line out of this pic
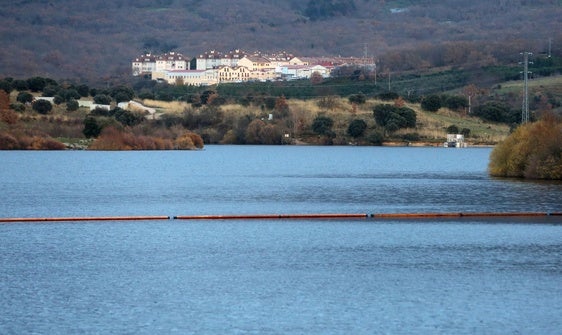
[2,64,560,150]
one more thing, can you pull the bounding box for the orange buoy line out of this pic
[460,212,548,217]
[0,212,560,223]
[174,213,369,220]
[0,216,170,223]
[372,213,462,219]
[371,212,562,219]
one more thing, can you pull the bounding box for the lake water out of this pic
[1,146,561,334]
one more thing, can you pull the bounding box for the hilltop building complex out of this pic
[132,50,373,85]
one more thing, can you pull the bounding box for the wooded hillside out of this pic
[1,0,561,83]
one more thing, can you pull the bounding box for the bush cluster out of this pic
[0,131,66,150]
[88,126,202,150]
[489,115,562,179]
[373,104,416,132]
[473,101,519,123]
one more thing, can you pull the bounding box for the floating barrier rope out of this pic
[173,213,368,220]
[370,212,562,219]
[0,216,170,223]
[0,212,560,223]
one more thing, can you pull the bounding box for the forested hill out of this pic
[1,0,561,83]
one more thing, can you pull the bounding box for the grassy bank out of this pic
[139,96,509,145]
[1,91,511,149]
[5,71,562,149]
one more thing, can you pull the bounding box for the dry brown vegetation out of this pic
[141,99,187,114]
[151,95,509,145]
[89,126,204,150]
[89,126,173,150]
[0,130,67,150]
[175,132,204,150]
[0,91,207,150]
[489,114,562,179]
[0,90,68,149]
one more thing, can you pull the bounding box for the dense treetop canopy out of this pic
[0,0,560,82]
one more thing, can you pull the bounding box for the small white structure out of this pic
[444,134,467,148]
[89,104,110,111]
[34,96,55,103]
[80,100,111,112]
[276,64,330,80]
[78,100,93,108]
[153,69,218,86]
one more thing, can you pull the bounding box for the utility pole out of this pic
[363,43,377,84]
[520,51,532,124]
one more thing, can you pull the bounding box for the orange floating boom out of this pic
[370,212,554,219]
[174,213,369,220]
[460,212,547,217]
[1,212,559,223]
[0,216,170,223]
[372,213,462,219]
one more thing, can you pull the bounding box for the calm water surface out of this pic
[2,146,561,216]
[1,146,561,334]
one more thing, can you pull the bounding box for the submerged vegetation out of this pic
[489,114,562,180]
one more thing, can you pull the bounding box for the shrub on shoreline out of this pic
[175,132,204,150]
[89,126,174,150]
[89,126,203,150]
[0,131,66,150]
[489,115,562,179]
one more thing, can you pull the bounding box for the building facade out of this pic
[132,53,157,76]
[153,69,218,86]
[155,52,188,72]
[131,49,372,85]
[132,52,188,76]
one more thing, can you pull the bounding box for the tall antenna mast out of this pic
[520,51,533,124]
[363,43,376,84]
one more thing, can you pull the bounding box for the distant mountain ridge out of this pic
[1,0,560,82]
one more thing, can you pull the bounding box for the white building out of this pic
[444,134,467,148]
[132,52,188,76]
[154,69,218,86]
[131,49,368,84]
[276,64,330,80]
[155,52,189,72]
[196,49,248,70]
[132,53,157,76]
